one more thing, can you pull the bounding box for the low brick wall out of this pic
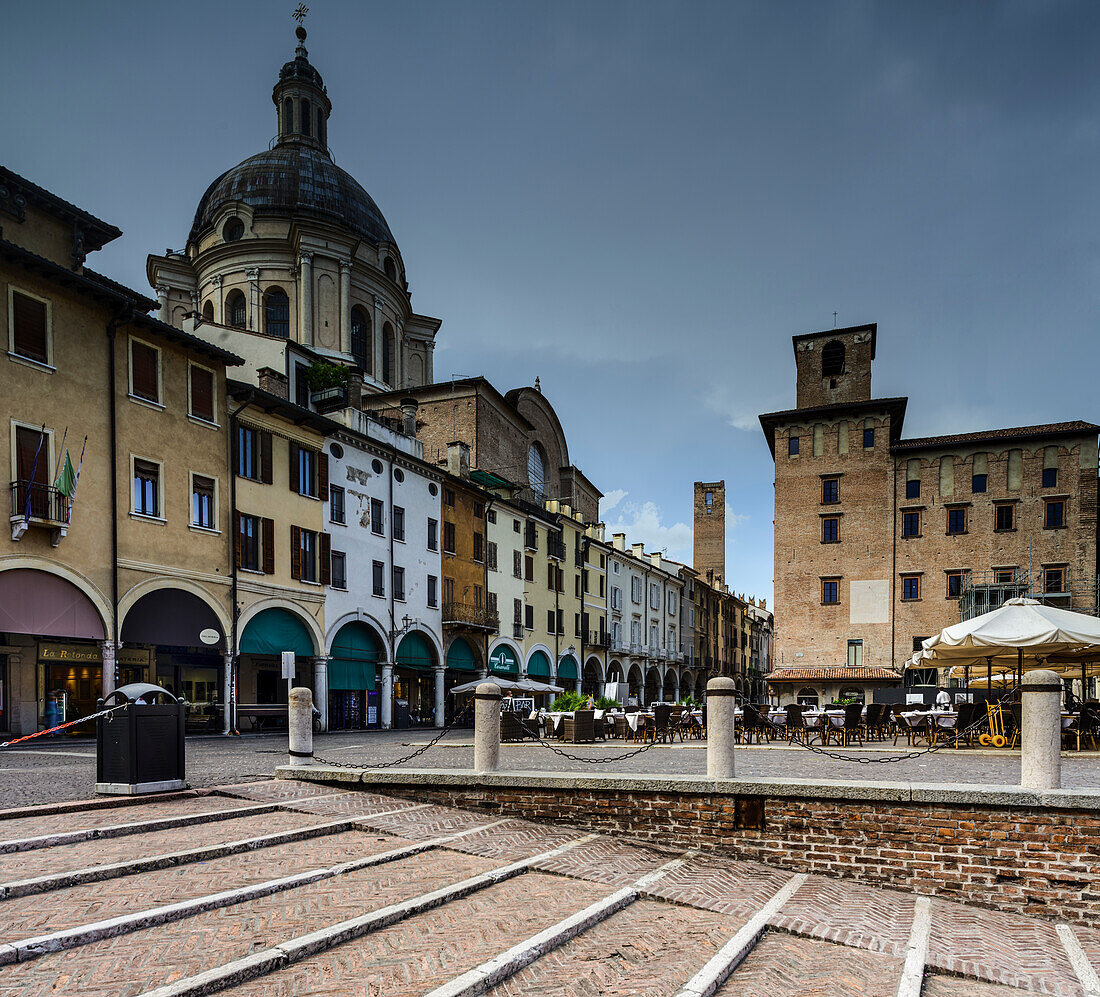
[277,767,1100,929]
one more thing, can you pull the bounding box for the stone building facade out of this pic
[761,322,1099,691]
[693,480,725,585]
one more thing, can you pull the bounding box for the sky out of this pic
[5,0,1100,605]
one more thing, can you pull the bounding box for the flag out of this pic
[22,427,46,524]
[66,437,87,525]
[55,451,76,498]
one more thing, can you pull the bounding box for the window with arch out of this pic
[382,322,395,384]
[201,300,214,321]
[350,306,372,373]
[821,339,845,377]
[838,687,864,704]
[797,688,818,707]
[383,256,397,282]
[225,289,246,329]
[527,442,548,501]
[283,97,293,134]
[301,98,311,136]
[263,287,290,338]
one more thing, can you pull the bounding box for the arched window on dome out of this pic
[264,287,290,339]
[225,289,246,329]
[282,97,294,135]
[383,256,397,282]
[822,340,845,377]
[382,322,395,385]
[351,306,372,374]
[301,98,312,137]
[527,442,548,502]
[201,300,214,322]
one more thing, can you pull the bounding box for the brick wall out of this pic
[693,481,725,585]
[333,777,1100,929]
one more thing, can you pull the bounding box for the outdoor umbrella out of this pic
[447,677,527,695]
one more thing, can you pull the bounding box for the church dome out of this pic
[187,145,396,249]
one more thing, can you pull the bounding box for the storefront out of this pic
[557,654,579,693]
[121,589,227,733]
[487,643,519,680]
[394,631,437,727]
[238,607,317,712]
[328,621,381,730]
[444,637,479,723]
[526,649,557,704]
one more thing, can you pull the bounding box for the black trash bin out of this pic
[394,698,410,730]
[96,683,186,795]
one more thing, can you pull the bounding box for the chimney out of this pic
[257,367,288,400]
[649,552,661,569]
[400,397,418,437]
[612,533,626,551]
[631,542,645,559]
[447,440,470,479]
[346,369,364,410]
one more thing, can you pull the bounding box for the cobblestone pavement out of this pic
[0,780,1094,996]
[2,729,1099,806]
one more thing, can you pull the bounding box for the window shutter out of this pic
[12,293,47,362]
[262,517,275,573]
[318,452,329,497]
[260,432,273,484]
[233,511,242,568]
[289,442,300,493]
[131,341,159,400]
[290,525,301,580]
[319,532,331,585]
[191,367,214,421]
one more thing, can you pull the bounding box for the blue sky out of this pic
[5,1,1100,604]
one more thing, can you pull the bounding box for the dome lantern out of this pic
[272,24,332,154]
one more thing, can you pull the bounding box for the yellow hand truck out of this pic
[979,702,1008,748]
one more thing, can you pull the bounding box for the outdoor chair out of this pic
[651,704,677,743]
[612,715,630,740]
[783,703,806,743]
[1008,703,1023,750]
[836,703,864,746]
[563,709,595,743]
[952,703,978,748]
[864,703,888,740]
[500,712,530,742]
[741,704,770,745]
[681,709,704,740]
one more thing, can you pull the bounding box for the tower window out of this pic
[301,98,312,136]
[383,256,397,282]
[226,289,246,329]
[528,443,548,502]
[263,287,289,338]
[382,322,395,384]
[351,306,372,373]
[821,339,845,377]
[283,97,293,134]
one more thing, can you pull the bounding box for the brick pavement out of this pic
[923,976,1025,996]
[485,899,741,996]
[220,872,613,997]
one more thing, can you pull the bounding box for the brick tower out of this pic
[693,481,725,585]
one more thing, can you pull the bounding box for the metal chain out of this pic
[312,703,473,770]
[0,703,128,749]
[513,717,668,764]
[753,691,1018,765]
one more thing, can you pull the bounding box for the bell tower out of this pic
[793,323,876,410]
[272,16,332,155]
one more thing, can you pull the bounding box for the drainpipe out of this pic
[227,391,254,735]
[105,306,133,695]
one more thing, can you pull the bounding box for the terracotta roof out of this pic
[766,666,901,683]
[892,421,1099,453]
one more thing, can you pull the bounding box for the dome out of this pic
[188,145,396,249]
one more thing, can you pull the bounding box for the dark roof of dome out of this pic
[188,145,395,248]
[279,53,324,89]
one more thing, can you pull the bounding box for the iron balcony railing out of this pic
[443,602,500,631]
[548,538,567,560]
[584,631,611,648]
[10,480,69,525]
[512,622,525,639]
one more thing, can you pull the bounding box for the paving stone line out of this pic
[672,873,809,997]
[0,801,280,854]
[0,790,200,821]
[133,833,599,997]
[896,896,932,997]
[0,816,356,900]
[0,815,514,965]
[423,853,694,997]
[1057,925,1100,997]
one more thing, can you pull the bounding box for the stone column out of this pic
[100,640,118,699]
[246,268,260,332]
[312,656,329,733]
[396,323,405,388]
[372,294,384,381]
[425,339,435,384]
[380,662,394,729]
[1021,669,1062,791]
[189,289,200,317]
[433,663,446,728]
[287,686,314,767]
[338,259,352,354]
[707,676,736,779]
[474,681,501,774]
[222,653,234,735]
[155,284,169,323]
[210,275,223,324]
[298,252,314,344]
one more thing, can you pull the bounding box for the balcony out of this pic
[10,481,69,544]
[310,384,348,414]
[548,538,567,560]
[512,622,525,639]
[443,602,500,632]
[585,631,611,648]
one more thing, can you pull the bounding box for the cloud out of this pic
[600,488,628,514]
[724,502,750,530]
[603,499,694,564]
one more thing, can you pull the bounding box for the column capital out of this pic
[433,663,445,674]
[246,267,260,283]
[312,655,331,666]
[298,251,314,267]
[155,283,170,297]
[338,258,352,273]
[372,293,384,309]
[209,274,223,289]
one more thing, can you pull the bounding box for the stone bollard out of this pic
[707,676,737,779]
[473,682,502,774]
[1020,669,1062,791]
[287,686,314,767]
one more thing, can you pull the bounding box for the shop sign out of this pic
[38,642,152,668]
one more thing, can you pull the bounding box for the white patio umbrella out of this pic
[447,676,565,695]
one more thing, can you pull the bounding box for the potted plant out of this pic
[304,361,349,411]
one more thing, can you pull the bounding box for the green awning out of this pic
[446,637,478,672]
[557,656,578,681]
[329,622,380,691]
[527,650,551,678]
[240,608,314,657]
[396,631,436,672]
[488,644,518,675]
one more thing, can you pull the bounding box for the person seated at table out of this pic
[935,687,952,710]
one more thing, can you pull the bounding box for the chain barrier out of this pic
[514,717,665,764]
[752,689,1019,765]
[0,703,129,749]
[311,703,473,770]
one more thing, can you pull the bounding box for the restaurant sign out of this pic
[38,642,152,668]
